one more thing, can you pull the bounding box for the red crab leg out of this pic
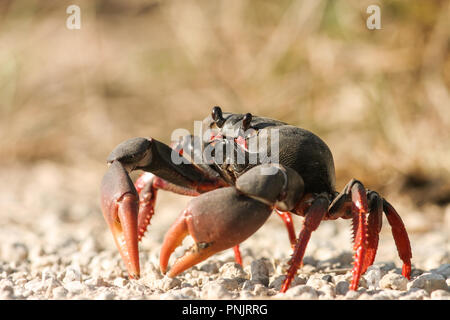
[233,245,243,265]
[134,173,158,242]
[134,173,200,241]
[276,210,297,248]
[349,182,369,291]
[361,192,383,274]
[383,199,412,279]
[281,195,328,293]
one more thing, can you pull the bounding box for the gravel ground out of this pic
[0,162,449,300]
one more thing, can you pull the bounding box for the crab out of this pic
[100,106,412,292]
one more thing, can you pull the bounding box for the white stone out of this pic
[430,289,450,300]
[285,285,318,299]
[408,273,448,293]
[64,281,84,294]
[335,280,349,295]
[380,273,408,291]
[219,262,247,280]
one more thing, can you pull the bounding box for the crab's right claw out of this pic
[100,160,140,279]
[159,188,273,277]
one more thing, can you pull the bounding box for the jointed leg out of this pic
[383,199,412,279]
[134,173,201,241]
[276,210,297,248]
[329,179,412,289]
[281,194,329,293]
[361,191,383,274]
[349,181,370,290]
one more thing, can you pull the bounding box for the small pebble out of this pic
[364,265,384,289]
[306,277,329,290]
[217,278,239,291]
[249,259,270,286]
[408,273,448,293]
[84,276,105,287]
[401,288,429,300]
[180,287,198,298]
[161,277,181,291]
[284,285,318,299]
[253,283,269,296]
[0,285,14,299]
[335,281,350,295]
[52,286,68,299]
[95,291,116,300]
[318,284,336,298]
[430,290,450,300]
[63,266,82,283]
[113,277,128,288]
[344,290,360,300]
[24,279,45,293]
[1,243,28,264]
[269,275,306,291]
[201,282,231,299]
[322,274,333,283]
[219,263,247,279]
[431,264,450,279]
[64,281,84,294]
[380,273,408,291]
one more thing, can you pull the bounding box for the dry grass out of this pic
[0,0,449,207]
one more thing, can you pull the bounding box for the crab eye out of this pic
[211,106,225,127]
[242,113,252,131]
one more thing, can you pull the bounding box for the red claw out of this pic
[160,187,273,277]
[101,161,141,279]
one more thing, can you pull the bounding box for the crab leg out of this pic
[383,199,412,279]
[361,191,383,274]
[349,182,369,291]
[276,210,297,248]
[134,173,201,242]
[233,246,243,265]
[281,194,329,293]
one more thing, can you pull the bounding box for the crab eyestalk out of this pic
[100,160,140,279]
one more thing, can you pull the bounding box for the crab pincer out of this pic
[160,164,304,277]
[160,187,273,276]
[100,160,141,278]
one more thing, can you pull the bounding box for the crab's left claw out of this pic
[101,160,140,279]
[159,164,304,277]
[159,187,273,277]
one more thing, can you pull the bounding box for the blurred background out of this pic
[0,0,449,265]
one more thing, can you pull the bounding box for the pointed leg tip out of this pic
[402,263,412,280]
[280,282,289,293]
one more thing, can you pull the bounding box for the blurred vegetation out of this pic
[0,0,449,206]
